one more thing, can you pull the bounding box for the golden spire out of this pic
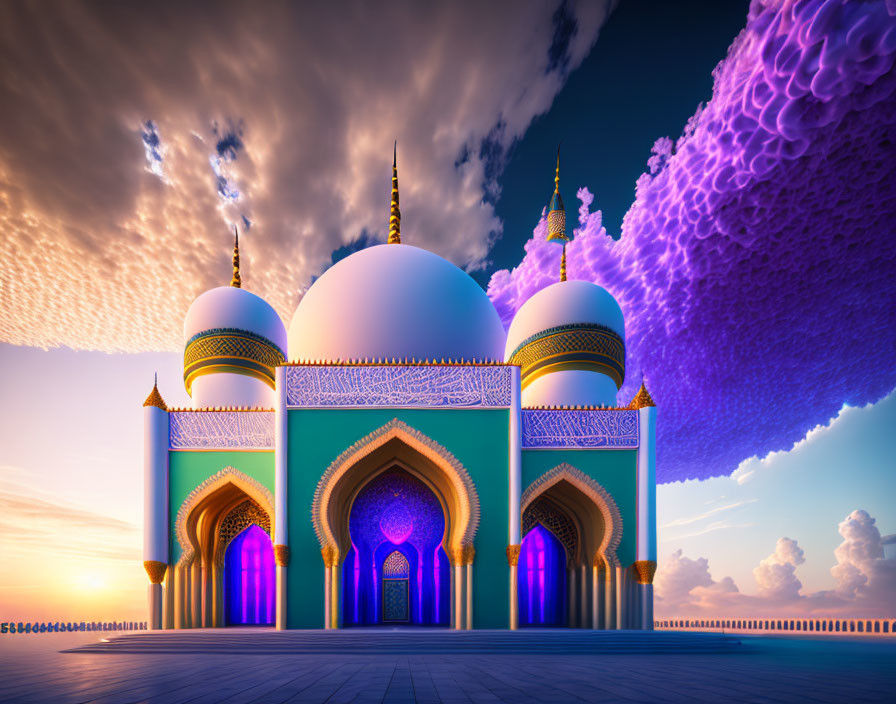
[629,375,656,409]
[143,373,168,410]
[546,145,566,243]
[388,141,401,244]
[230,225,241,288]
[560,243,567,282]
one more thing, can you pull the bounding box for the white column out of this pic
[508,366,522,631]
[450,563,456,627]
[454,558,464,630]
[615,566,623,630]
[579,564,587,628]
[567,568,575,627]
[163,569,174,629]
[604,567,615,630]
[274,367,289,630]
[465,562,473,630]
[324,565,332,629]
[143,402,169,630]
[636,404,657,630]
[591,563,600,629]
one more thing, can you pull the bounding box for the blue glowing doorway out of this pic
[343,468,450,626]
[519,524,567,627]
[224,524,275,626]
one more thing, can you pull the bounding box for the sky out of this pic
[1,0,894,622]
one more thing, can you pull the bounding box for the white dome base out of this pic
[191,373,275,409]
[522,370,619,408]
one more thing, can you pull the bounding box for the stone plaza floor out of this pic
[0,629,894,703]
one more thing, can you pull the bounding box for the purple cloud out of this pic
[488,0,896,481]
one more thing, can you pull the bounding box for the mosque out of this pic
[141,149,657,631]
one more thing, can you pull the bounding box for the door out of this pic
[381,551,410,622]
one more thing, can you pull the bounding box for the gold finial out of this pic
[560,243,567,282]
[547,145,566,243]
[230,225,241,288]
[629,374,656,409]
[388,141,401,244]
[143,373,168,410]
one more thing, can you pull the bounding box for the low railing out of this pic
[656,617,895,636]
[1,621,147,634]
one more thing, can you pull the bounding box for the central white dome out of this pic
[289,244,505,362]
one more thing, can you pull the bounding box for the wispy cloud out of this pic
[662,499,757,529]
[0,467,139,563]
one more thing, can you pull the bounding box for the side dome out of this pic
[505,280,625,407]
[289,244,505,362]
[184,286,287,408]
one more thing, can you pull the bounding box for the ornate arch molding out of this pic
[174,466,275,566]
[520,463,623,568]
[311,418,480,556]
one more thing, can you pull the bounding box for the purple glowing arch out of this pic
[224,524,275,626]
[519,525,566,627]
[343,468,450,626]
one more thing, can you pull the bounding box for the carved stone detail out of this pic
[285,365,512,408]
[174,467,275,566]
[312,418,480,553]
[520,463,623,568]
[169,411,274,450]
[521,409,639,449]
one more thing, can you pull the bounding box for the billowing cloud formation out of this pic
[753,537,805,600]
[656,510,896,617]
[831,510,896,607]
[0,0,613,352]
[488,0,896,481]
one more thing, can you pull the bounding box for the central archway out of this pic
[343,468,450,626]
[312,419,479,629]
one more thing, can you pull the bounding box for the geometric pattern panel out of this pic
[522,409,639,448]
[285,365,513,408]
[169,411,275,450]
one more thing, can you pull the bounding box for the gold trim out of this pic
[321,545,338,568]
[274,544,290,567]
[629,382,657,409]
[230,225,241,288]
[282,359,509,367]
[184,330,285,394]
[462,543,476,565]
[184,363,276,393]
[509,326,625,390]
[143,374,168,410]
[633,560,657,585]
[143,560,167,584]
[388,141,401,244]
[506,544,521,567]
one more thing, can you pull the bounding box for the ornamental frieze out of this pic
[285,365,513,408]
[521,409,639,449]
[169,411,275,450]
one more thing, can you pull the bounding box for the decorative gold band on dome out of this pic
[508,323,625,390]
[183,328,286,394]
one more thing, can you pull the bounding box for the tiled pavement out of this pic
[0,630,893,703]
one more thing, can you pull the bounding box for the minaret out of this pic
[230,225,241,288]
[631,375,657,630]
[143,373,170,629]
[388,142,401,244]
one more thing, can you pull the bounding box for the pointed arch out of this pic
[174,466,274,566]
[521,463,622,568]
[311,418,480,560]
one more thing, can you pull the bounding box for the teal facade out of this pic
[286,408,510,629]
